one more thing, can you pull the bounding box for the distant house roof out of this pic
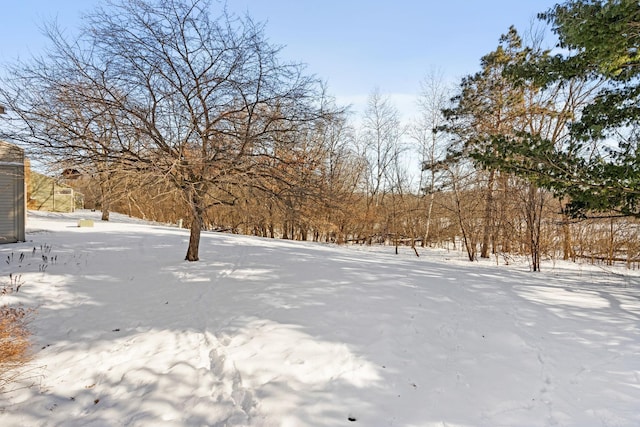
[62,168,82,179]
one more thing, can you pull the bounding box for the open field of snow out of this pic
[1,210,639,426]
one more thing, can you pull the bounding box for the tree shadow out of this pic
[0,216,639,426]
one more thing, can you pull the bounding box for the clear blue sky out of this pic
[0,0,560,117]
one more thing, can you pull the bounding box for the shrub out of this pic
[0,304,33,391]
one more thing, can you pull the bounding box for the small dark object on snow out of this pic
[348,416,357,422]
[112,328,120,332]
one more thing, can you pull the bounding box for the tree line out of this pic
[1,0,638,268]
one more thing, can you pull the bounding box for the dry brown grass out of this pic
[0,304,33,390]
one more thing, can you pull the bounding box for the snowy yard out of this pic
[1,210,639,427]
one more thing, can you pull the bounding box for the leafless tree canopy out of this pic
[1,0,333,260]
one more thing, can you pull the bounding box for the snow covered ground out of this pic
[0,210,639,427]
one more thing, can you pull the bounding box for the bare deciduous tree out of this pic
[1,0,331,261]
[359,88,404,208]
[413,69,451,246]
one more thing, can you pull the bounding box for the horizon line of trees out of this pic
[1,0,638,270]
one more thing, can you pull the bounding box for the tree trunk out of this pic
[99,176,110,221]
[185,190,203,262]
[451,173,475,262]
[423,192,435,247]
[560,203,573,261]
[480,169,496,258]
[562,218,572,261]
[499,175,510,253]
[526,184,542,272]
[185,212,202,261]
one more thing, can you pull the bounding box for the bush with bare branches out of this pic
[0,296,33,391]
